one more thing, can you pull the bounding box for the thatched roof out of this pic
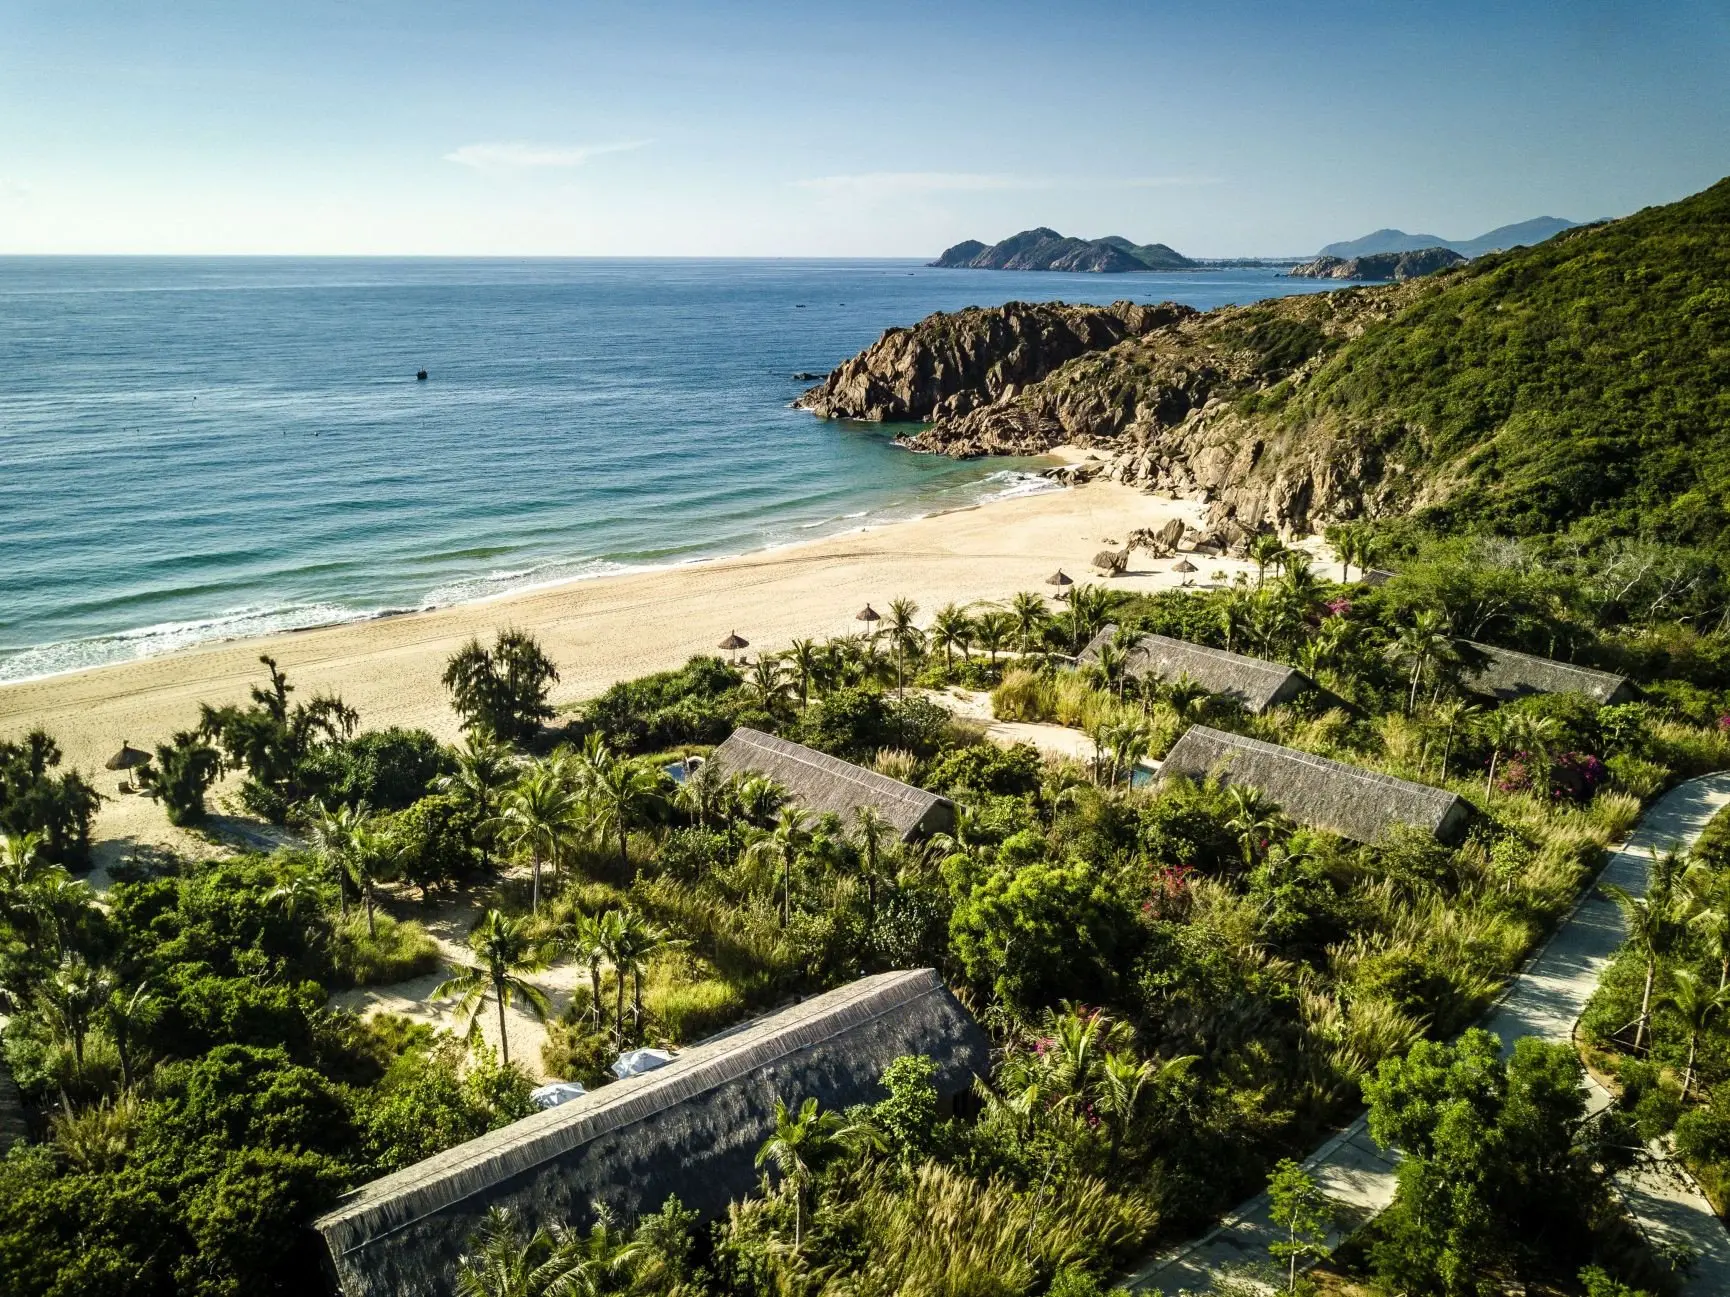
[1079,626,1313,714]
[315,970,988,1297]
[1159,724,1474,844]
[712,727,955,841]
[1461,641,1637,706]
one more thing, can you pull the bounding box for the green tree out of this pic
[1386,610,1459,715]
[603,907,680,1044]
[930,603,975,671]
[139,730,222,826]
[786,638,823,706]
[1267,1158,1335,1294]
[973,609,1017,668]
[443,629,560,744]
[497,762,577,915]
[1663,967,1730,1097]
[36,957,112,1085]
[1249,532,1288,588]
[746,805,813,926]
[744,654,793,712]
[434,736,517,870]
[885,598,923,693]
[435,909,552,1069]
[755,1097,846,1248]
[1007,590,1049,653]
[579,740,664,874]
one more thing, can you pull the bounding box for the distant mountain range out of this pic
[1319,216,1578,260]
[931,228,1195,273]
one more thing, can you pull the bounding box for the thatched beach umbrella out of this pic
[1171,558,1197,574]
[718,630,749,664]
[856,604,881,627]
[106,741,151,792]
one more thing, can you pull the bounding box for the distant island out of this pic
[1289,247,1466,281]
[930,227,1195,273]
[1318,215,1577,260]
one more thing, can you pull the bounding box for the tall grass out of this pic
[329,913,442,987]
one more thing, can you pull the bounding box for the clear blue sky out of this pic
[1,0,1725,256]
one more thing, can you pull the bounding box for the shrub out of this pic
[925,743,1042,799]
[299,728,451,812]
[327,914,441,988]
[992,668,1053,722]
[650,977,745,1043]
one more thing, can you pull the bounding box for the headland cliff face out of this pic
[796,282,1434,536]
[1288,247,1465,281]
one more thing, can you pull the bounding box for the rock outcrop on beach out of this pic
[931,228,1195,273]
[799,177,1730,543]
[794,299,1188,423]
[1288,247,1465,281]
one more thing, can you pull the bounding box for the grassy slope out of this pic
[1287,177,1730,546]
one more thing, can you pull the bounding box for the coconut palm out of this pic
[853,804,892,950]
[1160,675,1211,726]
[1008,591,1049,654]
[497,764,578,915]
[1219,592,1253,653]
[561,908,621,1032]
[885,598,923,693]
[435,909,551,1069]
[1431,699,1478,780]
[746,805,813,926]
[307,800,367,919]
[604,907,681,1043]
[735,774,786,829]
[1095,1050,1196,1168]
[454,1206,576,1297]
[346,819,397,938]
[1666,967,1730,1097]
[1094,637,1130,700]
[104,980,154,1091]
[580,741,664,873]
[1224,785,1284,867]
[1067,584,1112,653]
[930,603,975,671]
[745,654,793,712]
[1602,875,1678,1054]
[1248,533,1288,588]
[673,757,728,829]
[973,609,1017,668]
[1385,610,1458,714]
[755,1097,847,1248]
[1326,521,1372,581]
[1683,861,1730,991]
[37,957,112,1085]
[435,736,518,870]
[786,638,823,706]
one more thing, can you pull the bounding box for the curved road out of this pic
[1128,771,1730,1295]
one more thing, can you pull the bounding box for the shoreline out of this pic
[0,460,1270,861]
[0,466,1059,690]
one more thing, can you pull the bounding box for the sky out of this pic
[0,0,1726,257]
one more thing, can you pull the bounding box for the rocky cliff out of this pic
[1289,247,1465,281]
[931,228,1195,272]
[794,299,1188,423]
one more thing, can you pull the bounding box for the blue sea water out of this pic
[0,258,1346,683]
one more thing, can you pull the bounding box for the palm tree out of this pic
[755,1097,846,1248]
[605,908,681,1043]
[1219,591,1252,653]
[745,655,793,712]
[930,603,975,671]
[735,774,786,829]
[1385,610,1457,714]
[1326,522,1372,582]
[581,741,664,873]
[973,609,1016,668]
[1094,636,1130,699]
[746,805,813,926]
[38,958,112,1084]
[1067,584,1111,653]
[104,980,153,1091]
[1160,675,1210,726]
[307,800,367,919]
[786,638,823,706]
[562,908,620,1032]
[435,909,551,1069]
[1095,1050,1195,1168]
[347,820,397,938]
[1248,533,1288,588]
[1224,785,1284,867]
[435,737,518,871]
[1431,699,1478,780]
[454,1206,574,1297]
[1666,967,1730,1097]
[1478,709,1521,797]
[1008,591,1049,654]
[497,764,577,914]
[1683,862,1730,991]
[551,1205,645,1297]
[853,805,892,952]
[1602,877,1677,1054]
[673,757,728,829]
[885,598,922,693]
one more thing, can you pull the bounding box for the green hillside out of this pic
[1291,178,1730,546]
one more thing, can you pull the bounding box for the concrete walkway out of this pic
[1127,772,1730,1296]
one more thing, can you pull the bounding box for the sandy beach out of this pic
[1,462,1281,860]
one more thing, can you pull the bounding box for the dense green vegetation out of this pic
[7,526,1730,1296]
[1290,178,1730,555]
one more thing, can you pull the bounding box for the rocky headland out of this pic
[931,228,1195,273]
[1288,247,1465,281]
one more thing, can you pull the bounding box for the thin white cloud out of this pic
[1119,175,1225,188]
[791,172,1051,197]
[444,140,650,170]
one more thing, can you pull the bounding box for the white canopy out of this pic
[611,1048,674,1079]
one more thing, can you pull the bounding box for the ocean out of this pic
[0,258,1345,683]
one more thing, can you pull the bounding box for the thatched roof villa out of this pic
[712,727,956,840]
[1460,641,1637,706]
[1079,625,1314,714]
[1160,724,1474,844]
[315,969,989,1297]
